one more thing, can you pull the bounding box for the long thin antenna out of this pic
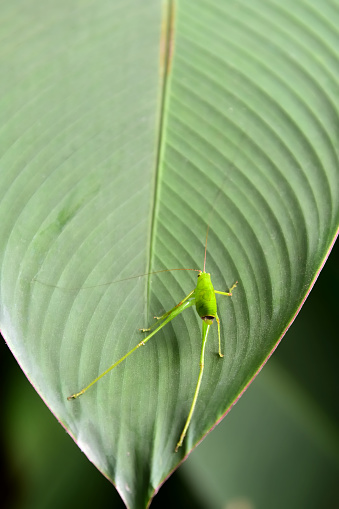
[32,268,200,291]
[203,224,210,272]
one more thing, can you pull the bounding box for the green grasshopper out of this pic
[67,225,237,452]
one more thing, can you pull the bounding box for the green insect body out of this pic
[195,272,217,324]
[68,261,237,452]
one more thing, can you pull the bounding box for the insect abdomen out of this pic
[195,272,217,322]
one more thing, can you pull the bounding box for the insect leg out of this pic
[68,296,196,400]
[140,289,195,332]
[175,321,210,452]
[215,312,223,357]
[214,281,238,297]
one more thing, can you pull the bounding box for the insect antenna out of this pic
[31,268,200,291]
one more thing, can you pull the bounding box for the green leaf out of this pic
[1,1,338,508]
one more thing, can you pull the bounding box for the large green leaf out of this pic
[1,1,338,508]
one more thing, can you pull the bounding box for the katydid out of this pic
[67,225,237,452]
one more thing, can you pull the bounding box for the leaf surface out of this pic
[0,1,338,507]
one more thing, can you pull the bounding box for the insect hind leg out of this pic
[139,290,195,332]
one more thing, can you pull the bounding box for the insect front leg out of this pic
[214,281,238,297]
